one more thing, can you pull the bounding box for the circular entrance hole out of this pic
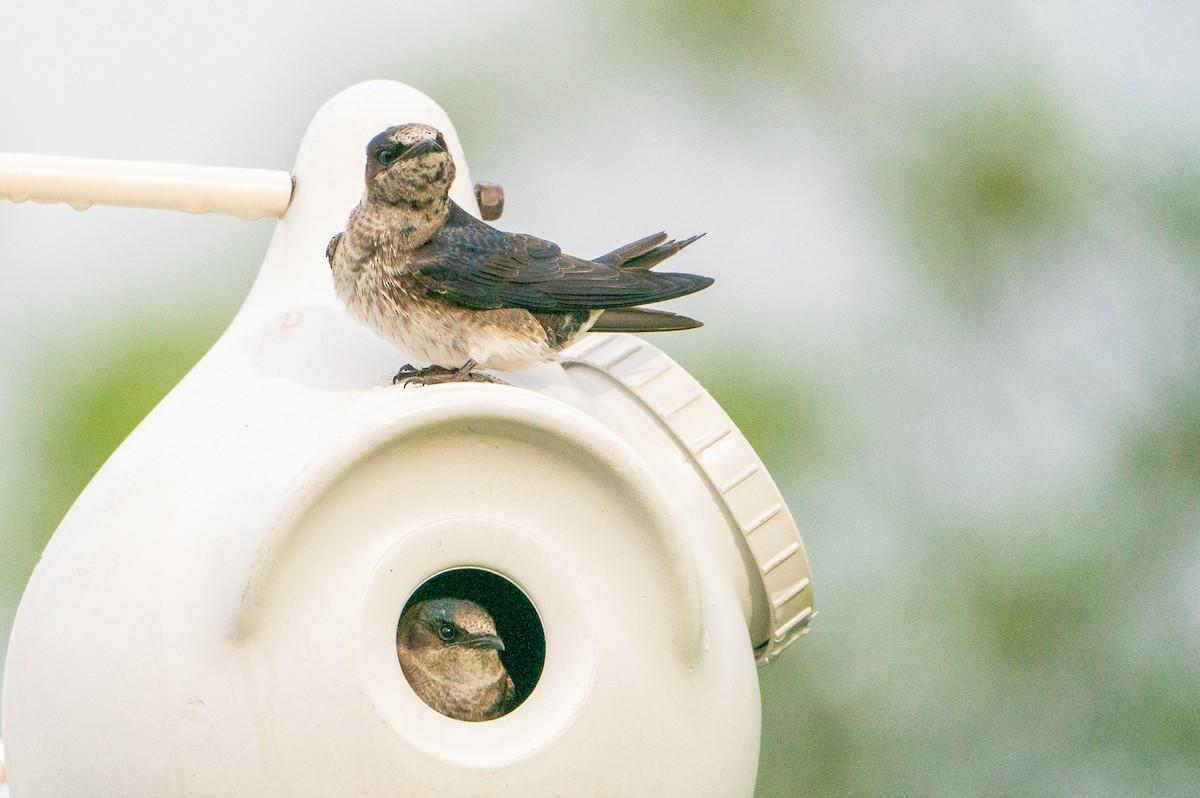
[397,568,545,721]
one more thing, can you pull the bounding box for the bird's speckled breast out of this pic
[399,649,515,722]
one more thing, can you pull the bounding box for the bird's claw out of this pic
[392,364,424,384]
[392,362,506,387]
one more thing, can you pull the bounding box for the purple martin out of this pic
[396,598,516,722]
[327,122,713,385]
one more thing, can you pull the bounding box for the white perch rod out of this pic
[0,153,293,219]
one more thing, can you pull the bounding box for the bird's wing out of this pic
[405,203,712,312]
[587,306,704,332]
[497,672,517,715]
[594,231,705,270]
[325,232,343,265]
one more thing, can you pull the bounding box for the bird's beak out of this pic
[400,136,444,161]
[463,632,506,652]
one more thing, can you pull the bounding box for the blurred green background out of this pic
[2,2,1199,795]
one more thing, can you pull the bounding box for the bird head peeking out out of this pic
[364,122,456,208]
[396,597,516,722]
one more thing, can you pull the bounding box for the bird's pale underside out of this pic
[397,598,515,722]
[328,122,713,385]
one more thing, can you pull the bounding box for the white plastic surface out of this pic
[1,81,809,796]
[0,153,292,219]
[561,336,814,663]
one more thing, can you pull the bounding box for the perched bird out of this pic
[396,597,516,722]
[328,122,713,385]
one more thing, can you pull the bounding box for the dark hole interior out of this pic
[401,568,545,713]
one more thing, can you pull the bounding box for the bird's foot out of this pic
[392,363,425,384]
[393,360,506,387]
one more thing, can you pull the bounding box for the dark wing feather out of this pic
[589,306,704,332]
[597,232,706,271]
[326,232,343,266]
[594,232,668,266]
[406,202,711,312]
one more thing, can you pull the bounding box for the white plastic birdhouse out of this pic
[0,81,813,797]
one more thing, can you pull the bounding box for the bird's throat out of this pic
[353,195,449,253]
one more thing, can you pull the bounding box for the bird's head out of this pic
[397,597,515,721]
[364,123,456,207]
[398,597,506,662]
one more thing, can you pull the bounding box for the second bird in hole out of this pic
[397,597,516,722]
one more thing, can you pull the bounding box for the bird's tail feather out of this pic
[595,232,705,271]
[595,232,667,266]
[588,306,704,333]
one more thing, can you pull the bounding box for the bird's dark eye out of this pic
[438,624,455,642]
[434,132,446,150]
[378,148,400,166]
